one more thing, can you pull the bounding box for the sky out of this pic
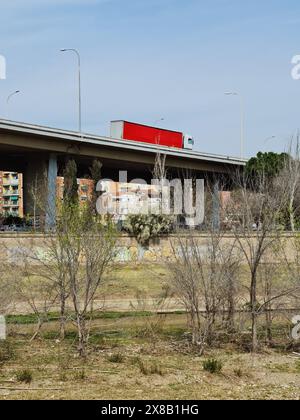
[0,0,300,158]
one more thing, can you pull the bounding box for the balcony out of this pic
[2,201,19,207]
[2,190,19,197]
[4,211,19,217]
[2,180,19,187]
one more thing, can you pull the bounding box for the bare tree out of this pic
[152,132,168,215]
[224,170,289,352]
[221,241,241,332]
[281,135,300,232]
[12,253,58,341]
[280,235,300,314]
[17,201,116,354]
[89,159,103,213]
[29,173,48,231]
[23,232,71,340]
[167,229,240,353]
[56,203,116,356]
[0,249,16,316]
[18,157,116,351]
[257,243,290,347]
[153,131,167,183]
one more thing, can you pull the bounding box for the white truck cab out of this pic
[183,134,194,150]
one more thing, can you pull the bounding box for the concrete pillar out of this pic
[23,156,47,218]
[23,154,57,231]
[212,180,220,231]
[45,154,58,231]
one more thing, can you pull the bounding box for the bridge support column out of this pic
[23,157,47,222]
[212,180,220,231]
[23,153,58,231]
[45,153,58,231]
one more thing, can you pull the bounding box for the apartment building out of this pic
[97,180,161,221]
[0,171,23,218]
[56,177,94,204]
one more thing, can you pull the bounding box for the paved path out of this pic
[9,298,186,315]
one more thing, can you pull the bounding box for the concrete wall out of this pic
[0,232,174,264]
[0,232,296,264]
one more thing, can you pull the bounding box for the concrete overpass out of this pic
[0,119,246,228]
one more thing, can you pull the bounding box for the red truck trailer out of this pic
[110,121,194,150]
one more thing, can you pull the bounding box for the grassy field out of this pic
[102,264,170,298]
[1,264,300,400]
[0,313,300,400]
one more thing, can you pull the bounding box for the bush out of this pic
[59,371,68,382]
[2,215,27,226]
[138,358,148,375]
[202,358,223,374]
[123,214,174,245]
[74,369,86,381]
[234,368,243,378]
[0,341,14,362]
[137,358,164,376]
[149,361,164,376]
[16,369,33,384]
[107,352,125,364]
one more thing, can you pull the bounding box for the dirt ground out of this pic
[1,264,299,400]
[0,318,300,400]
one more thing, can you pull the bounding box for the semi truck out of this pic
[110,121,194,150]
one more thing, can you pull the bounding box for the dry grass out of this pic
[101,264,169,298]
[1,264,299,400]
[0,319,300,400]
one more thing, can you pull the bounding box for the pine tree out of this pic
[63,159,78,205]
[89,159,103,212]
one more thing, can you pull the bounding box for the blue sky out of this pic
[0,0,300,157]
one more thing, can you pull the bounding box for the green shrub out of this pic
[123,214,174,245]
[107,352,125,364]
[16,369,33,384]
[0,341,14,362]
[149,361,164,376]
[74,369,86,381]
[138,358,149,375]
[295,360,300,372]
[202,358,223,374]
[234,368,243,378]
[59,371,68,382]
[137,358,164,376]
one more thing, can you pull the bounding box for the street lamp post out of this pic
[6,90,21,119]
[60,48,82,134]
[265,135,276,143]
[225,92,244,159]
[264,136,276,152]
[153,117,164,127]
[153,118,165,147]
[6,90,20,105]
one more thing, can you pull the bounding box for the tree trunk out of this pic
[265,309,273,347]
[251,312,258,352]
[264,276,273,347]
[289,201,295,233]
[30,317,43,342]
[77,314,87,357]
[227,278,235,332]
[251,272,259,352]
[60,297,66,340]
